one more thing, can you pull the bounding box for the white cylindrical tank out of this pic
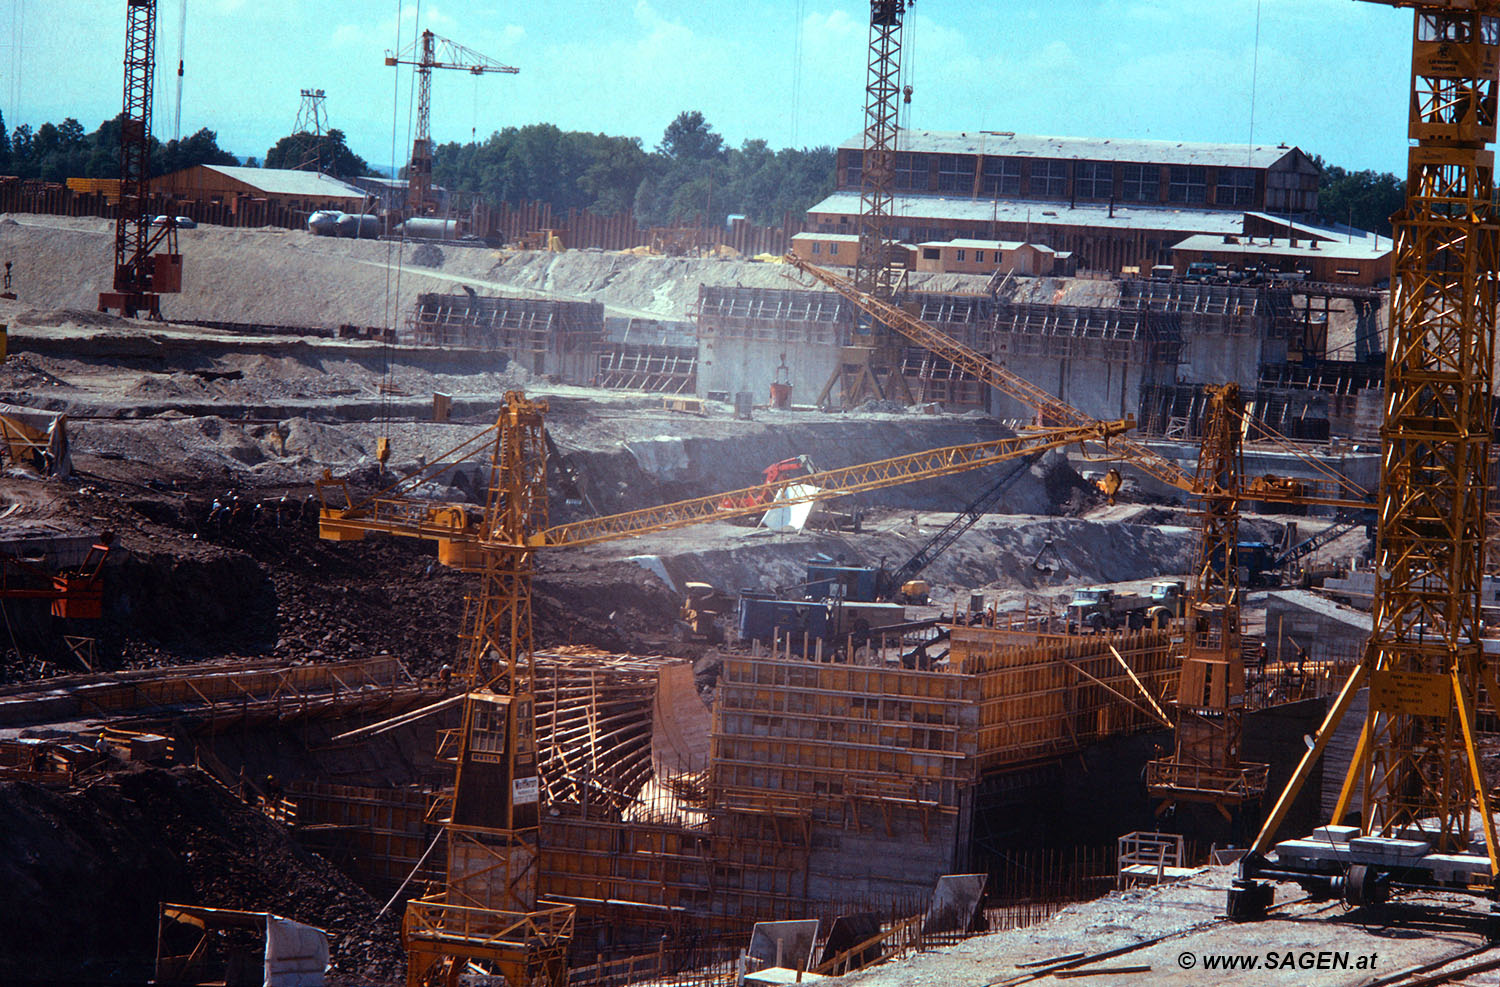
[400,218,461,240]
[336,213,383,239]
[307,210,344,236]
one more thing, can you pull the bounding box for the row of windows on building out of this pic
[846,154,1258,207]
[808,240,1004,264]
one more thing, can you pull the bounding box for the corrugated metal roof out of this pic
[839,129,1304,170]
[1171,234,1391,261]
[1243,212,1385,249]
[791,232,862,242]
[201,165,366,199]
[918,238,1036,251]
[807,192,1247,235]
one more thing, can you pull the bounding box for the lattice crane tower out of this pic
[98,0,182,319]
[1239,1,1500,913]
[386,30,518,216]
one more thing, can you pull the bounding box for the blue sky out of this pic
[6,0,1413,175]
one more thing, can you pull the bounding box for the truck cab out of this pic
[1146,580,1187,623]
[1066,588,1115,633]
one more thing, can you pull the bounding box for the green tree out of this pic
[0,111,9,173]
[658,110,724,162]
[159,127,238,174]
[1313,156,1404,237]
[264,128,370,178]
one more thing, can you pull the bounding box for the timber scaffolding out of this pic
[214,635,1175,946]
[338,632,1178,939]
[402,293,604,377]
[592,318,699,394]
[0,656,437,732]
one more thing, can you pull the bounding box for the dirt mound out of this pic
[16,306,136,329]
[0,765,403,985]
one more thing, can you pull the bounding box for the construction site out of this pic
[9,1,1500,985]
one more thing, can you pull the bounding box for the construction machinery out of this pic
[1233,1,1500,917]
[774,451,1042,606]
[718,455,818,511]
[1271,514,1370,585]
[1065,581,1187,634]
[678,581,732,644]
[98,0,182,319]
[385,30,518,218]
[816,0,915,408]
[1145,384,1269,825]
[315,395,1132,984]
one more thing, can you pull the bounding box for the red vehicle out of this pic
[719,456,818,510]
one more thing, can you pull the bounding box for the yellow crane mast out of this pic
[317,394,1131,985]
[1234,0,1500,917]
[1146,384,1269,822]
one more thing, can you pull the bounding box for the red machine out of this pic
[718,455,817,510]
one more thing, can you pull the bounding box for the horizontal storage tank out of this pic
[400,217,461,240]
[306,210,343,236]
[335,213,383,239]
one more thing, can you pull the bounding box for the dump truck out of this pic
[1066,580,1186,633]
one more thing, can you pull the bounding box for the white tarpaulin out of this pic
[760,483,820,532]
[0,402,69,477]
[264,915,330,987]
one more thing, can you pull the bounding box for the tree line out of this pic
[0,111,372,184]
[430,110,836,227]
[0,107,1410,236]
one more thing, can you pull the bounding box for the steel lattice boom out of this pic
[1240,3,1500,913]
[317,417,1132,557]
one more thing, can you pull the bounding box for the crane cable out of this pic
[1248,0,1262,164]
[380,0,422,466]
[8,1,22,136]
[173,0,186,143]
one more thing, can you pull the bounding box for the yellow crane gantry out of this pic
[317,395,1132,987]
[1234,0,1500,915]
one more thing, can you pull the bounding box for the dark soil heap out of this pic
[0,765,404,985]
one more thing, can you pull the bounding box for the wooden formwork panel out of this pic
[711,656,979,815]
[540,812,808,920]
[952,628,1178,770]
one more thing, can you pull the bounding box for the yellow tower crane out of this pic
[316,395,1133,986]
[1233,1,1500,917]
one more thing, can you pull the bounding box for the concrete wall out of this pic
[1264,589,1369,664]
[696,337,841,402]
[1177,327,1264,389]
[990,353,1145,423]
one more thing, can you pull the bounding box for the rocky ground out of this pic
[0,214,1375,985]
[0,765,404,985]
